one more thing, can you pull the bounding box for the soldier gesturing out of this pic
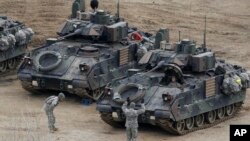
[122,97,145,141]
[43,92,65,133]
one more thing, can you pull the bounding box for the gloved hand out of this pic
[141,98,144,104]
[127,97,131,106]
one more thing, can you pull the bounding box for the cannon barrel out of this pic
[58,28,82,40]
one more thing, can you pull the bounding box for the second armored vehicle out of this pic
[0,16,33,73]
[97,38,250,134]
[17,0,165,100]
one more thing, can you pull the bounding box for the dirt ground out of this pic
[0,0,250,141]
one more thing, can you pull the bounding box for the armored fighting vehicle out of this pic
[17,0,164,100]
[97,38,250,134]
[0,16,33,73]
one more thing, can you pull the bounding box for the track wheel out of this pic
[206,110,216,124]
[0,61,7,72]
[194,114,204,127]
[185,117,194,130]
[7,58,17,69]
[217,107,225,119]
[225,104,235,116]
[100,113,124,128]
[174,120,185,132]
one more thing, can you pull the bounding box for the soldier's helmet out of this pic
[130,102,135,109]
[58,92,65,101]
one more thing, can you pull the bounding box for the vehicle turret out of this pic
[17,0,157,100]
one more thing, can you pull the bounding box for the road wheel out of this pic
[185,117,194,130]
[206,110,216,124]
[194,114,204,127]
[7,58,17,69]
[217,107,225,119]
[100,112,124,128]
[225,104,235,116]
[0,61,7,72]
[174,120,185,132]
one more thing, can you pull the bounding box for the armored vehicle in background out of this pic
[97,38,250,134]
[0,16,33,73]
[17,0,165,100]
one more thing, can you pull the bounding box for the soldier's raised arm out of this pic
[122,101,129,114]
[136,99,145,115]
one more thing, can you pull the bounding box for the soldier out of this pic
[71,0,80,18]
[122,98,145,141]
[168,76,182,88]
[90,0,99,11]
[137,44,147,62]
[43,92,65,133]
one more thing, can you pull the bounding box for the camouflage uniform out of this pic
[43,93,65,133]
[122,102,145,141]
[168,76,182,88]
[137,45,147,61]
[168,81,182,88]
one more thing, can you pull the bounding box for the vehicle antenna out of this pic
[203,15,207,49]
[117,0,120,20]
[179,31,181,42]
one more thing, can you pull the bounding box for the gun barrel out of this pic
[58,29,82,40]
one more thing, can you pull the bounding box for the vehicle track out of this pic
[156,103,242,135]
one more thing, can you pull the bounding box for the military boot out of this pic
[49,129,55,133]
[53,127,58,131]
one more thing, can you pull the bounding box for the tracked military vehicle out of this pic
[0,16,33,73]
[97,38,250,135]
[17,0,164,100]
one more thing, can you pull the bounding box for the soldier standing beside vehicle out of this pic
[43,92,65,133]
[122,98,145,141]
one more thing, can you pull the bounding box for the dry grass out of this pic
[0,95,45,141]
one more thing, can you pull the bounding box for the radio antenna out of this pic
[202,0,207,50]
[117,0,120,19]
[179,31,181,42]
[203,15,207,49]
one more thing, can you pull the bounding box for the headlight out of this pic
[67,85,73,89]
[112,112,118,118]
[162,93,173,102]
[24,56,32,65]
[150,116,155,120]
[32,80,38,86]
[104,87,113,95]
[79,63,89,72]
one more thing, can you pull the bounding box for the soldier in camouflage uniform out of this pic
[43,92,65,133]
[71,0,80,18]
[168,76,182,88]
[122,98,145,141]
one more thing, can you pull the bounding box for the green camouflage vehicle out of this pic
[0,16,33,73]
[97,38,250,134]
[17,0,167,100]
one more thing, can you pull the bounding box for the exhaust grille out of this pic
[119,47,129,66]
[205,78,216,97]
